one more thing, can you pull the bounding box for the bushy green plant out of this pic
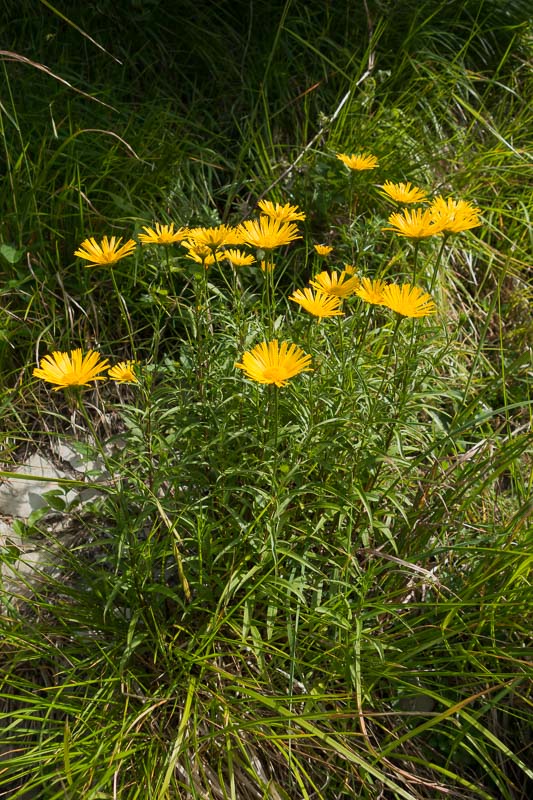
[1,2,531,798]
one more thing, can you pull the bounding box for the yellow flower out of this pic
[289,287,344,318]
[257,200,306,222]
[74,236,136,267]
[381,284,436,318]
[355,277,388,306]
[236,340,312,388]
[429,196,481,234]
[181,240,222,266]
[237,216,302,250]
[224,249,256,267]
[33,349,109,390]
[108,361,139,383]
[260,260,275,272]
[383,208,444,239]
[336,152,378,171]
[380,181,428,204]
[187,224,243,250]
[309,269,360,298]
[138,223,190,245]
[313,244,333,256]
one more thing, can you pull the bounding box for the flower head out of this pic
[260,260,275,273]
[236,340,312,388]
[187,225,243,250]
[224,249,256,267]
[383,208,444,239]
[429,196,481,234]
[310,269,360,298]
[336,152,378,171]
[237,216,302,250]
[355,277,388,306]
[257,200,306,222]
[379,181,428,204]
[289,287,344,318]
[139,223,190,245]
[33,349,109,390]
[108,361,139,383]
[381,283,436,318]
[74,236,136,267]
[313,244,333,256]
[181,239,222,267]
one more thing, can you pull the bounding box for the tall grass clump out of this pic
[1,1,531,798]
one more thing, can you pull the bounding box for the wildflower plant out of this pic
[9,44,530,798]
[379,180,428,204]
[33,349,110,390]
[235,339,312,388]
[74,236,137,267]
[336,152,379,171]
[138,222,190,245]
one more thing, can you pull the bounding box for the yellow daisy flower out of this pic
[257,200,306,222]
[336,152,379,171]
[381,284,436,318]
[309,269,360,298]
[74,236,136,267]
[138,223,190,245]
[33,349,109,390]
[313,244,333,256]
[187,224,243,250]
[355,278,388,306]
[383,208,444,239]
[379,181,428,204]
[108,361,139,383]
[429,196,481,234]
[289,287,344,318]
[236,340,312,388]
[181,240,221,267]
[224,249,256,267]
[260,260,275,272]
[237,216,302,250]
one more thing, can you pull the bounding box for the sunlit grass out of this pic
[1,2,532,798]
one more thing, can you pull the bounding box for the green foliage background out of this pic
[0,1,531,798]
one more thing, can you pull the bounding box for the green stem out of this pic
[110,268,136,358]
[370,313,402,413]
[411,240,420,285]
[429,234,449,292]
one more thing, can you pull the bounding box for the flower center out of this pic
[263,367,284,383]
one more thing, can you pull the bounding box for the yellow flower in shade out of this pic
[224,249,256,267]
[314,244,333,256]
[138,223,190,245]
[74,236,136,267]
[381,284,436,318]
[236,340,312,388]
[260,260,275,273]
[383,208,444,239]
[379,181,428,204]
[33,349,109,390]
[429,196,481,234]
[310,269,360,298]
[289,287,344,318]
[237,216,302,250]
[187,224,243,250]
[336,152,378,171]
[257,200,306,222]
[355,277,388,306]
[181,240,221,267]
[108,361,139,383]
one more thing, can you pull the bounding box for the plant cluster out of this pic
[1,2,531,798]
